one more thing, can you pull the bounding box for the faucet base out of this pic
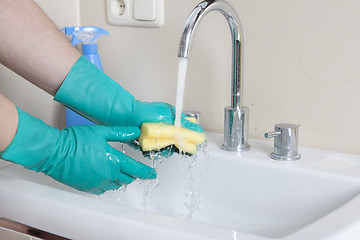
[270,152,301,161]
[221,144,251,152]
[222,106,250,152]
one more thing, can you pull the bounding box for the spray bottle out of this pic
[61,26,109,127]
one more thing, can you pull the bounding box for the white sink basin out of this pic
[1,132,360,240]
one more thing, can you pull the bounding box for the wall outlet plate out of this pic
[106,0,164,28]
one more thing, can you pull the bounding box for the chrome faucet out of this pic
[178,0,250,152]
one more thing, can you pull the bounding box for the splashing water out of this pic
[175,57,188,128]
[97,184,128,206]
[182,143,209,220]
[98,57,209,221]
[138,178,161,209]
[98,143,209,220]
[134,144,209,220]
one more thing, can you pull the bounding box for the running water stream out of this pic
[174,57,189,128]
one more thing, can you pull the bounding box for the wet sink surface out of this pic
[1,132,360,240]
[100,142,360,238]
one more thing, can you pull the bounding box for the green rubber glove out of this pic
[54,56,203,133]
[0,107,156,195]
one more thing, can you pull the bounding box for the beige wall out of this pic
[1,0,360,155]
[79,0,360,155]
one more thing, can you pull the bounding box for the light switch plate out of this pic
[134,0,156,21]
[106,0,164,28]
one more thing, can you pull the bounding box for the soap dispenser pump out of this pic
[61,26,109,127]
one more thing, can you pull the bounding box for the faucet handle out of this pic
[264,123,301,160]
[264,131,281,138]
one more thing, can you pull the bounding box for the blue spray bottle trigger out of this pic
[61,26,109,47]
[61,26,109,127]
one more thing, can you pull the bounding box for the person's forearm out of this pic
[0,0,81,96]
[0,93,18,151]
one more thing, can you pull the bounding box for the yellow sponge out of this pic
[138,118,206,155]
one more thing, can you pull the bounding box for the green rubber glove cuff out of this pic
[54,56,136,126]
[0,107,60,170]
[0,107,156,194]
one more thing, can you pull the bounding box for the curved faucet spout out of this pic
[178,0,244,109]
[178,0,250,152]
